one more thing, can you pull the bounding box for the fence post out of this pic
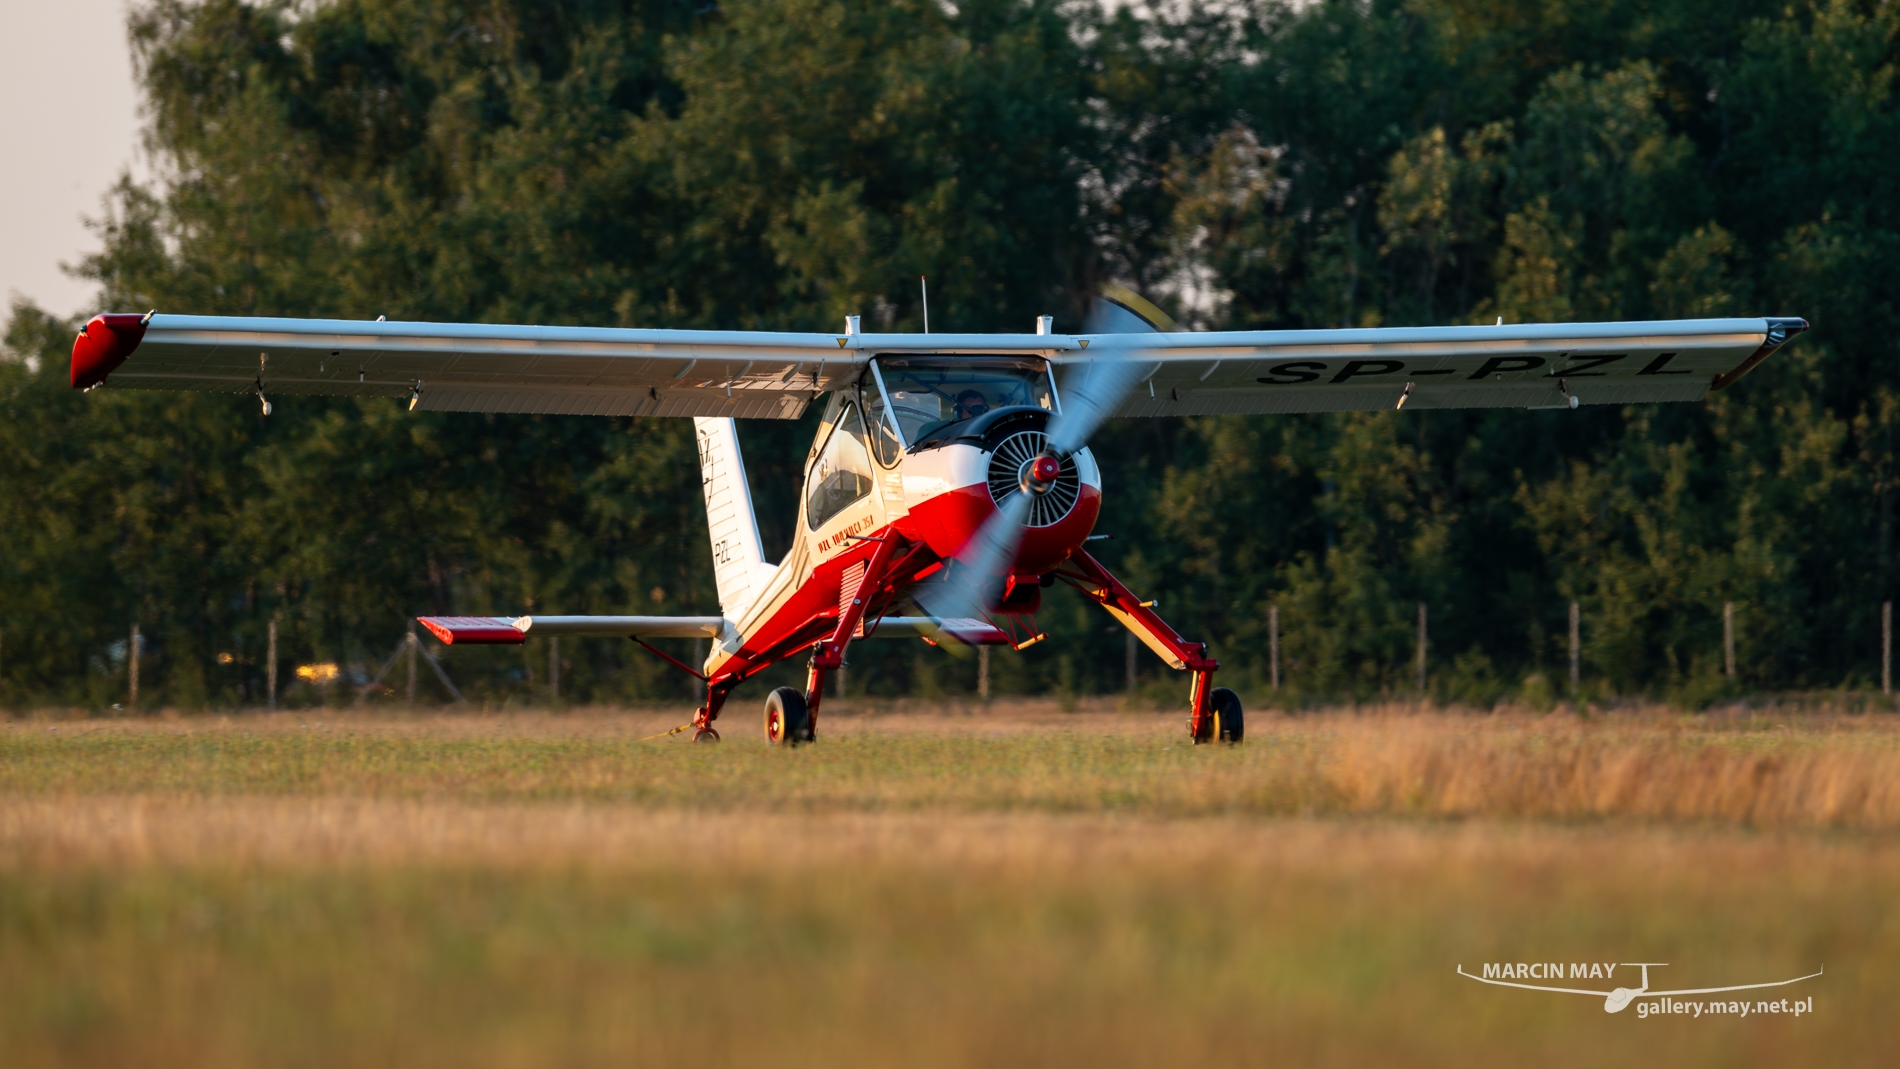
[978,645,991,702]
[1724,602,1736,681]
[128,623,141,709]
[693,638,707,704]
[1270,604,1280,691]
[1416,602,1427,692]
[549,636,560,703]
[1568,601,1580,698]
[1125,631,1137,692]
[267,616,278,710]
[1884,600,1892,698]
[406,623,417,705]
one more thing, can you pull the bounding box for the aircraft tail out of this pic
[694,417,777,622]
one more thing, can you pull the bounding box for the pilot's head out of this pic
[956,389,989,419]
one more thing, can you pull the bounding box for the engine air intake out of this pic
[987,429,1080,527]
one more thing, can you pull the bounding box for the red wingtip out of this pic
[416,616,527,645]
[71,313,149,390]
[418,617,457,644]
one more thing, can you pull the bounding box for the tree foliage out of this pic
[4,0,1898,708]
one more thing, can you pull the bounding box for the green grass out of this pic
[1,707,1896,1066]
[5,707,1898,826]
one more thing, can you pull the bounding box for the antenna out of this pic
[921,275,929,333]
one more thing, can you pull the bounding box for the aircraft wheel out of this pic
[764,687,813,745]
[1194,687,1244,744]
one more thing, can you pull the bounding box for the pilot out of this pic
[955,389,990,420]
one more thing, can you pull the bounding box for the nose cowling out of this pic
[986,428,1082,528]
[897,411,1101,578]
[983,430,1099,576]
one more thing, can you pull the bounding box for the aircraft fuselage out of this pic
[705,355,1102,684]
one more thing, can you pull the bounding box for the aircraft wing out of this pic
[1051,317,1808,416]
[68,313,881,419]
[73,310,1803,419]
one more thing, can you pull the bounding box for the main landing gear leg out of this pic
[800,534,906,742]
[1054,548,1242,744]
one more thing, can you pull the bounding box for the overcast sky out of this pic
[1,0,141,318]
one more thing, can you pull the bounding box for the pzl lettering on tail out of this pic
[70,290,1806,742]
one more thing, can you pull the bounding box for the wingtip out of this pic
[1709,315,1810,392]
[71,312,149,390]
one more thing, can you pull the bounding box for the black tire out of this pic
[764,687,813,745]
[1209,687,1243,743]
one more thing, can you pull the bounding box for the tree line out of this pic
[3,0,1897,710]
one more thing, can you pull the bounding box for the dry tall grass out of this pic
[6,703,1900,829]
[1278,709,1900,828]
[2,705,1894,1068]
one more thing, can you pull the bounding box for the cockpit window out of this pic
[805,403,876,530]
[873,358,1054,445]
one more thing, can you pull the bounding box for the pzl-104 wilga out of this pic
[71,287,1805,743]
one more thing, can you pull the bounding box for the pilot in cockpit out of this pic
[955,389,990,421]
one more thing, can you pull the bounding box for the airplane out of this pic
[1456,962,1824,1013]
[69,285,1807,744]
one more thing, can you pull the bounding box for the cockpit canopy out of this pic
[869,357,1055,453]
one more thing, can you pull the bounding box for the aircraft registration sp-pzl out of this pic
[69,287,1807,743]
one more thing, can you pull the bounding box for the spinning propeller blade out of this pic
[913,488,1035,656]
[915,345,1152,644]
[1046,353,1151,458]
[916,289,1171,646]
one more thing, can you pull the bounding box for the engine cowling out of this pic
[896,408,1101,577]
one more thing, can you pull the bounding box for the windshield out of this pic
[873,358,1055,445]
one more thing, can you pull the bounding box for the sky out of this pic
[0,0,142,319]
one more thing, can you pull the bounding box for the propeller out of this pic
[913,326,1156,644]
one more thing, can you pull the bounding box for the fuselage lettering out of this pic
[817,516,873,554]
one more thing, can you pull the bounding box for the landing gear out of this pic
[1193,686,1243,744]
[691,686,730,742]
[764,686,813,745]
[1052,548,1232,745]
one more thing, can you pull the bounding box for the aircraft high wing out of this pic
[72,311,1805,419]
[72,301,1806,744]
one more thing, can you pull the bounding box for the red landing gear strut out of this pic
[691,685,730,742]
[1054,548,1239,743]
[801,534,906,738]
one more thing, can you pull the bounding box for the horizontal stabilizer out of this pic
[417,617,529,645]
[418,615,727,645]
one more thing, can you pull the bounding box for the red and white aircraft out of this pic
[70,288,1806,743]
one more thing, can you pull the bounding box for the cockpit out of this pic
[865,357,1055,456]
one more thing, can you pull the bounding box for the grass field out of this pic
[2,702,1895,1066]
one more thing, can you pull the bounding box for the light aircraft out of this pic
[69,286,1806,743]
[1457,962,1824,1013]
